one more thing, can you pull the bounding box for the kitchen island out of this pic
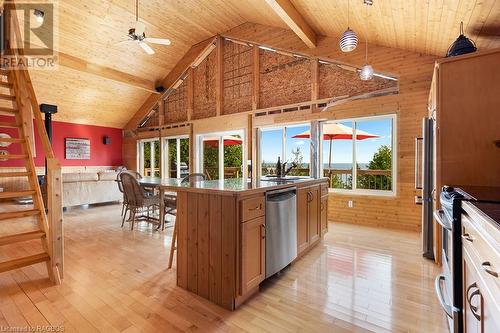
[158,177,329,310]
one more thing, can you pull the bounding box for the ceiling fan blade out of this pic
[139,41,155,55]
[144,37,171,46]
[135,21,146,36]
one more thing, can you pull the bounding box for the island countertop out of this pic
[140,176,328,195]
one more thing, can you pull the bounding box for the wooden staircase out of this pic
[0,68,61,282]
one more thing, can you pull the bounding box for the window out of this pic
[259,124,311,177]
[163,136,189,178]
[198,130,244,180]
[321,115,396,194]
[138,139,160,177]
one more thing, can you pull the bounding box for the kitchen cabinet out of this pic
[320,195,328,236]
[462,205,500,333]
[240,216,266,295]
[297,184,322,256]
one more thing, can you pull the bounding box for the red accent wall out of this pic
[0,116,123,167]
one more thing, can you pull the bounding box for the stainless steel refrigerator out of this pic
[415,117,434,260]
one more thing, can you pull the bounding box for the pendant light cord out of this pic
[347,0,350,28]
[365,1,368,63]
[136,0,139,22]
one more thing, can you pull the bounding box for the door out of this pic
[139,139,160,176]
[320,195,328,236]
[199,131,244,180]
[308,187,320,244]
[240,217,265,295]
[297,187,309,255]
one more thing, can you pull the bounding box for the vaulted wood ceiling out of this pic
[25,0,499,128]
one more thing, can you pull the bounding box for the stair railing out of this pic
[2,1,63,282]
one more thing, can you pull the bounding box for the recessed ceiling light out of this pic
[33,9,44,24]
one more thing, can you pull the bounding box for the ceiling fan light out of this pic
[340,28,358,52]
[33,9,44,24]
[359,64,374,80]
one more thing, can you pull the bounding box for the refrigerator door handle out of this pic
[415,137,423,190]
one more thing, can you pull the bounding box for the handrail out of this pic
[2,1,63,282]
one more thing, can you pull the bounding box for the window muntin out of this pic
[321,115,395,194]
[259,123,311,177]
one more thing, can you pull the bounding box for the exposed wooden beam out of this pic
[186,67,194,121]
[57,52,158,94]
[125,36,217,130]
[264,0,317,48]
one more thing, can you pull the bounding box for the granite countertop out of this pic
[140,177,327,195]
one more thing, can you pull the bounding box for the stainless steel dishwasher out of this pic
[265,187,297,278]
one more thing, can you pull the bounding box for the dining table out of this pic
[138,177,183,230]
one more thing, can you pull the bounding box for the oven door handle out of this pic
[433,209,452,231]
[435,274,453,318]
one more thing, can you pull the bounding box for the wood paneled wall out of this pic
[125,23,438,231]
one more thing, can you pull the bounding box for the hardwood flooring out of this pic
[0,203,448,332]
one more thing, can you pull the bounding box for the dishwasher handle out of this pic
[266,187,296,201]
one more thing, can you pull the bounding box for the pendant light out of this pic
[359,0,374,80]
[446,22,477,57]
[339,0,358,52]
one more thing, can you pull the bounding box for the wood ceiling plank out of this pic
[264,0,317,48]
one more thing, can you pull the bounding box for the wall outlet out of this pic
[347,200,353,208]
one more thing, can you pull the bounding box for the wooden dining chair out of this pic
[120,171,160,230]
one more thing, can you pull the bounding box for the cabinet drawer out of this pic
[240,195,265,222]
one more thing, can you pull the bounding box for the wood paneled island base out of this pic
[165,178,328,310]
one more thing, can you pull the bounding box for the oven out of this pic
[434,186,466,333]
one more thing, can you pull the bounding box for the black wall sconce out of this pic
[103,136,111,145]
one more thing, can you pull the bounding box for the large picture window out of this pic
[259,124,311,177]
[197,130,244,180]
[138,138,160,177]
[321,115,396,194]
[163,136,189,178]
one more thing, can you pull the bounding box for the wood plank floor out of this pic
[0,203,448,332]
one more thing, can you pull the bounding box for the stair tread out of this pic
[0,94,15,101]
[0,230,45,246]
[0,107,18,114]
[0,209,40,220]
[0,137,23,143]
[0,121,20,128]
[0,190,35,199]
[0,252,50,273]
[0,171,29,177]
[0,154,27,159]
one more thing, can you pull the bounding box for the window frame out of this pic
[257,122,312,179]
[320,114,397,197]
[162,135,189,179]
[137,137,160,177]
[196,129,246,180]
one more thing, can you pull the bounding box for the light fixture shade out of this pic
[339,28,358,52]
[34,9,44,24]
[359,64,374,80]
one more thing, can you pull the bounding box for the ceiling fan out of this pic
[122,0,171,55]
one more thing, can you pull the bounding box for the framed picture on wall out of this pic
[65,138,90,160]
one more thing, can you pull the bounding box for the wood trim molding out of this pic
[264,0,317,48]
[125,36,217,130]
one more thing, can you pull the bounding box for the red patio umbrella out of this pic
[203,135,243,147]
[292,123,379,170]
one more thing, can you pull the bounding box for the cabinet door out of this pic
[308,187,320,244]
[240,217,265,295]
[320,196,328,236]
[297,188,309,255]
[463,249,481,333]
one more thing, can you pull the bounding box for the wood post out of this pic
[47,158,63,283]
[187,68,194,121]
[252,45,260,110]
[311,59,319,112]
[216,37,224,116]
